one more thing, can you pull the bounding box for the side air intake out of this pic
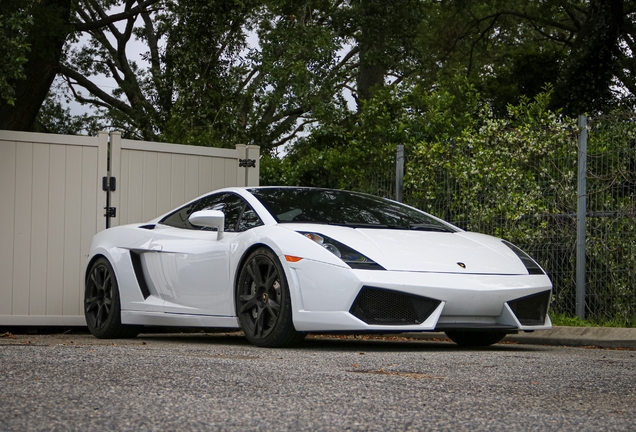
[349,287,441,325]
[130,251,151,299]
[507,290,551,325]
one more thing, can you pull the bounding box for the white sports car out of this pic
[85,187,552,347]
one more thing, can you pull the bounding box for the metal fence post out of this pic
[395,144,404,202]
[576,115,588,319]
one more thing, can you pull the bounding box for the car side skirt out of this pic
[121,311,239,328]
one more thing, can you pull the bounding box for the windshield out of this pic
[248,188,456,232]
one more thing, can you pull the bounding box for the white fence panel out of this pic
[110,133,259,226]
[0,131,108,325]
[0,130,259,325]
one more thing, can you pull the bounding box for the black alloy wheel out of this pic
[236,248,304,347]
[85,257,138,339]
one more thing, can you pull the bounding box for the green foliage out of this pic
[47,0,636,147]
[0,0,34,104]
[406,89,578,240]
[549,312,594,327]
[404,91,580,315]
[550,312,636,329]
[36,93,104,136]
[155,0,262,147]
[265,77,480,190]
[582,113,636,323]
[404,97,636,324]
[424,0,630,115]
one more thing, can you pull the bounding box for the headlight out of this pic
[502,241,545,275]
[299,232,385,270]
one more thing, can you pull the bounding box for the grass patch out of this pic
[550,312,636,328]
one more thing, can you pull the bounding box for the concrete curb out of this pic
[401,326,636,349]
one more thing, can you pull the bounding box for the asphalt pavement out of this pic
[1,332,635,431]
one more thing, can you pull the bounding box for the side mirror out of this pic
[189,210,225,239]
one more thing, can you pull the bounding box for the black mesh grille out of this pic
[508,290,551,325]
[349,287,441,325]
[130,252,151,299]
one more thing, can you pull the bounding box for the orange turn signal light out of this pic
[285,255,303,262]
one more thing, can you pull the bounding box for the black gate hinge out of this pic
[104,207,117,218]
[102,176,117,191]
[239,159,256,168]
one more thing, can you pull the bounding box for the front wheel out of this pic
[236,248,305,347]
[85,257,139,339]
[445,331,507,347]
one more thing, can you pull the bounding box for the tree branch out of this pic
[326,46,360,81]
[496,10,578,33]
[84,0,123,38]
[558,0,585,29]
[60,63,134,116]
[340,84,358,106]
[614,61,636,96]
[269,107,306,124]
[239,67,261,92]
[272,119,317,147]
[74,0,161,32]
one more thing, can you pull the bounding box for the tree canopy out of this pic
[2,0,636,150]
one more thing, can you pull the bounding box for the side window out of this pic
[195,194,244,232]
[159,193,229,230]
[159,203,196,229]
[238,206,263,232]
[160,193,263,232]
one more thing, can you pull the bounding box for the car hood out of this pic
[282,224,530,275]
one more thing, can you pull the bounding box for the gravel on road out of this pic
[1,332,634,431]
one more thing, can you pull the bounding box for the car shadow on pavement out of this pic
[2,328,544,352]
[134,331,543,353]
[301,335,542,352]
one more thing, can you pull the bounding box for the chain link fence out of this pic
[404,114,636,325]
[583,114,636,322]
[352,112,636,324]
[341,151,397,200]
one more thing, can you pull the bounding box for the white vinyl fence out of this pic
[111,133,260,226]
[0,130,259,325]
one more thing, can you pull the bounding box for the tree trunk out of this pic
[0,0,72,131]
[356,0,387,105]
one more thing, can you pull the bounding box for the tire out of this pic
[85,257,139,339]
[445,331,507,347]
[236,248,305,347]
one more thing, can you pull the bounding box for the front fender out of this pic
[228,225,350,319]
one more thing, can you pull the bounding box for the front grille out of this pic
[507,290,551,325]
[349,287,441,325]
[130,252,151,299]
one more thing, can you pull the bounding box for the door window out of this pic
[160,193,263,232]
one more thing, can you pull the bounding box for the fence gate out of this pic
[107,132,260,227]
[0,130,259,326]
[0,131,108,325]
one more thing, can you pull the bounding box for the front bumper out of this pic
[285,258,553,333]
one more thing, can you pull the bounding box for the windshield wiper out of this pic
[328,222,409,230]
[408,223,452,232]
[329,222,388,229]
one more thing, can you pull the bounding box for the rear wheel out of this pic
[445,331,506,347]
[236,248,305,347]
[85,257,139,339]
